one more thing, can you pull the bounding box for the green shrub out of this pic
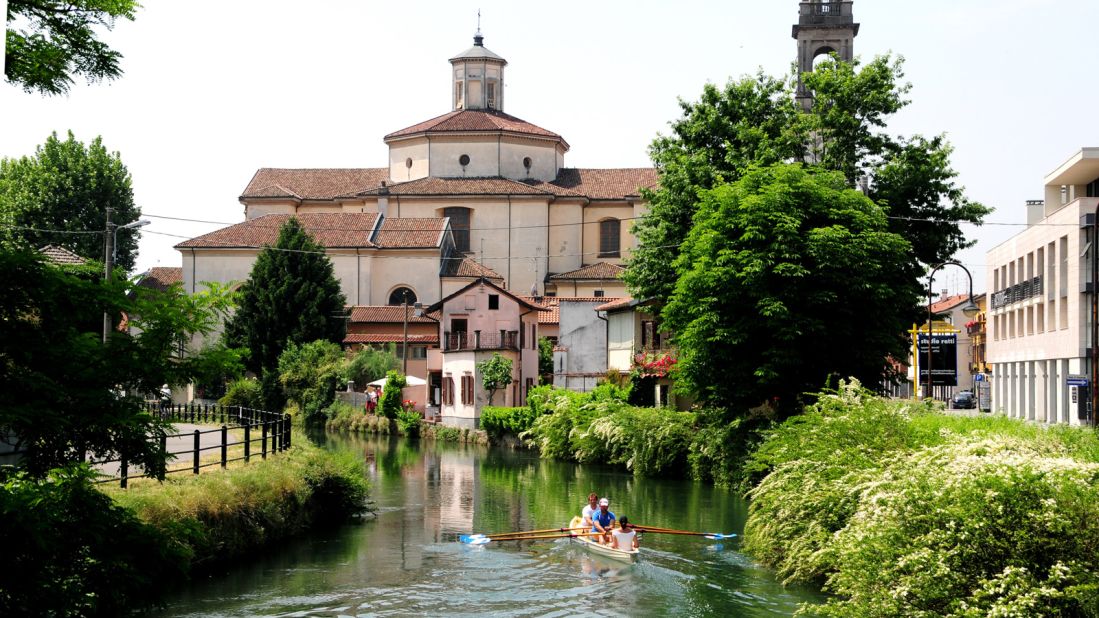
[575,405,695,476]
[0,465,188,617]
[378,370,406,420]
[219,377,263,409]
[396,401,421,437]
[342,344,399,390]
[480,406,537,438]
[277,340,344,424]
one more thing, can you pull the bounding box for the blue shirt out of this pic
[592,509,616,531]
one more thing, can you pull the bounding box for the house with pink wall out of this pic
[424,277,544,428]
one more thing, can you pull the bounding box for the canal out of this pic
[161,433,823,616]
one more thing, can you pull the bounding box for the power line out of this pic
[141,212,651,233]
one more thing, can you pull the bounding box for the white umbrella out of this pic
[367,375,427,387]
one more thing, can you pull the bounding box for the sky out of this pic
[3,0,1099,294]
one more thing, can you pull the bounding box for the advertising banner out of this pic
[916,333,958,386]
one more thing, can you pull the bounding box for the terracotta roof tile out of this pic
[344,334,439,344]
[595,297,636,312]
[540,168,659,200]
[137,267,183,292]
[175,213,380,249]
[385,110,563,142]
[38,244,87,265]
[372,217,447,248]
[521,296,628,325]
[241,168,389,201]
[348,306,437,323]
[442,256,504,279]
[360,176,553,196]
[930,294,976,315]
[549,262,625,281]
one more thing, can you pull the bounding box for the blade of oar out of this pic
[636,526,737,540]
[459,527,588,543]
[463,531,603,545]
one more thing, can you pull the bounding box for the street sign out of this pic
[1067,375,1090,387]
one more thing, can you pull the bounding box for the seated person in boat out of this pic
[582,493,600,528]
[611,516,639,551]
[591,498,616,544]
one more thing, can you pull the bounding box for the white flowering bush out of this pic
[742,380,1099,616]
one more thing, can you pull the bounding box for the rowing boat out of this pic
[567,516,639,563]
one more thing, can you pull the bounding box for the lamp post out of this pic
[926,261,980,401]
[103,217,151,342]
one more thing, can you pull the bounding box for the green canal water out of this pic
[160,433,823,617]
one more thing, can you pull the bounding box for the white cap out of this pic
[599,498,609,506]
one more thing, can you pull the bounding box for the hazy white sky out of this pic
[3,0,1098,294]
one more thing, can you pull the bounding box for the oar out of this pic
[462,531,603,545]
[635,526,737,540]
[459,527,588,543]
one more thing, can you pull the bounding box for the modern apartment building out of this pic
[986,148,1099,424]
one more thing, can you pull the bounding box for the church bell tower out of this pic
[793,0,859,109]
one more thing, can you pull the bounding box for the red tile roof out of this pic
[385,110,564,143]
[348,306,437,323]
[595,297,636,312]
[930,294,973,315]
[515,296,624,325]
[360,176,554,197]
[540,168,658,200]
[241,168,389,201]
[344,334,440,344]
[442,256,504,279]
[137,267,183,292]
[372,217,447,248]
[176,213,381,249]
[39,244,87,265]
[549,262,625,281]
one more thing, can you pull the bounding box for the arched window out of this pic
[388,287,417,306]
[599,218,621,258]
[444,207,471,252]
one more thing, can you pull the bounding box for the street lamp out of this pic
[103,218,151,342]
[925,261,980,401]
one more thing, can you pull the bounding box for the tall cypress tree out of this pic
[225,218,347,374]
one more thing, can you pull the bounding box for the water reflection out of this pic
[160,433,822,617]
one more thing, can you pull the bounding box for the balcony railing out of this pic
[443,330,518,352]
[990,276,1043,310]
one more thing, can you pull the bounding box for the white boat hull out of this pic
[568,516,639,562]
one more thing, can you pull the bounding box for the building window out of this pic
[523,156,532,171]
[461,375,474,405]
[444,207,471,252]
[455,81,464,109]
[488,294,499,310]
[487,81,497,109]
[594,290,605,298]
[388,287,417,306]
[395,344,428,360]
[599,218,621,258]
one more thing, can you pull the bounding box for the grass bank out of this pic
[743,380,1099,617]
[325,402,490,445]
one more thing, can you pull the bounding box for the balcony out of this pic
[443,330,518,352]
[797,1,855,25]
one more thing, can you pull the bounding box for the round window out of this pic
[523,157,532,170]
[459,154,470,167]
[405,157,413,169]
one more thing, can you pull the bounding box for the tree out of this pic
[0,247,244,477]
[0,131,141,271]
[224,218,347,375]
[625,55,990,302]
[343,344,400,390]
[277,340,344,424]
[662,164,921,412]
[538,337,554,380]
[377,370,406,420]
[5,0,140,96]
[477,353,514,406]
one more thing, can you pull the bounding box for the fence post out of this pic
[271,418,279,453]
[261,422,268,460]
[193,430,200,475]
[221,425,228,468]
[244,424,250,462]
[120,454,128,489]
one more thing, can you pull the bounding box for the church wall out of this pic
[548,200,584,276]
[429,136,500,177]
[367,252,443,306]
[507,198,551,295]
[388,139,429,182]
[297,203,345,214]
[245,201,297,220]
[499,139,558,182]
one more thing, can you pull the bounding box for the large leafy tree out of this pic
[224,218,347,375]
[5,0,139,96]
[663,164,921,411]
[0,131,141,271]
[0,247,243,477]
[626,55,990,303]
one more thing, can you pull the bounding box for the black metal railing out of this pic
[443,330,518,351]
[88,404,292,488]
[990,276,1043,310]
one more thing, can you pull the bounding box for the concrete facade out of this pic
[986,148,1099,425]
[553,299,619,392]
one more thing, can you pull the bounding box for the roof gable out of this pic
[424,277,547,313]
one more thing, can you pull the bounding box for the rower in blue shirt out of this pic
[591,498,616,545]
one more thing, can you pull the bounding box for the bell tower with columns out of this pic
[793,0,859,109]
[450,29,508,112]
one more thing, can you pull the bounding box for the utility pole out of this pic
[103,208,114,343]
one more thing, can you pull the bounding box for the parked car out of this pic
[952,391,976,409]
